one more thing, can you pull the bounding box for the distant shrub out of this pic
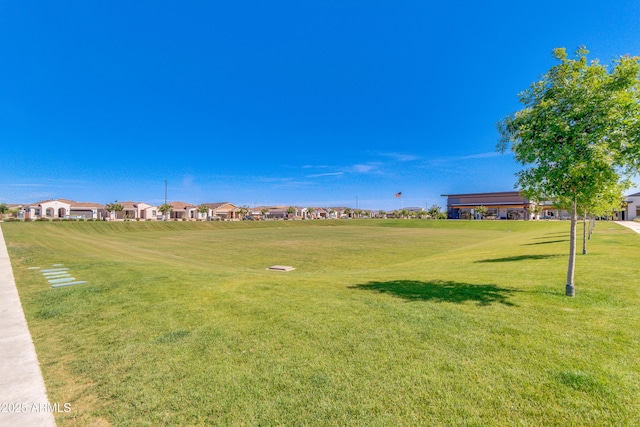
[633,217,640,223]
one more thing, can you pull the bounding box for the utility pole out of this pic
[164,180,168,221]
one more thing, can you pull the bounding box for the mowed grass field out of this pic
[3,219,640,426]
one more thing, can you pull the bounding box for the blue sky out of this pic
[2,1,640,210]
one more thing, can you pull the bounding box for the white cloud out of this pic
[378,152,419,162]
[460,152,502,160]
[306,172,344,178]
[4,183,45,187]
[352,163,378,173]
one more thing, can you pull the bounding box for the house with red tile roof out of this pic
[166,201,197,220]
[199,202,238,220]
[110,201,158,220]
[21,199,106,220]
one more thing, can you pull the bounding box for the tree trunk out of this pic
[582,210,587,255]
[566,200,577,296]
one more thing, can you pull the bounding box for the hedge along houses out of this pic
[20,199,107,220]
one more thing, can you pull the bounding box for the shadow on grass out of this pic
[476,254,562,263]
[522,239,568,246]
[350,280,517,306]
[534,233,569,239]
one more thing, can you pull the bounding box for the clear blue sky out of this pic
[2,1,640,210]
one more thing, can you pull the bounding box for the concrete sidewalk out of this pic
[614,220,640,234]
[0,225,56,427]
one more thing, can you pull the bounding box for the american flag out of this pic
[394,192,402,198]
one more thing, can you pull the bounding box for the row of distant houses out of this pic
[5,190,640,222]
[441,191,640,221]
[7,199,388,221]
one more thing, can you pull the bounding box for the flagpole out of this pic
[394,191,403,211]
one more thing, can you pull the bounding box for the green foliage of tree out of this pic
[237,206,249,219]
[580,180,627,254]
[285,206,297,218]
[475,206,487,220]
[105,201,124,220]
[158,203,173,221]
[497,46,640,296]
[197,205,209,220]
[427,204,443,220]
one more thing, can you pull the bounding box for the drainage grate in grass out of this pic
[34,264,87,288]
[266,265,295,271]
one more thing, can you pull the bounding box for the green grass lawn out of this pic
[3,219,640,426]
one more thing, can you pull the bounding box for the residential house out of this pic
[619,192,640,220]
[113,201,158,220]
[168,201,197,220]
[199,202,238,220]
[21,199,107,220]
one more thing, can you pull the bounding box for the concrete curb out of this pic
[0,225,56,427]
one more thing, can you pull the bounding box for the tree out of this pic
[197,205,209,221]
[261,207,270,220]
[105,201,123,221]
[398,209,411,219]
[306,207,315,219]
[498,46,640,296]
[0,203,8,219]
[237,206,249,219]
[529,203,543,220]
[159,203,173,221]
[379,210,386,218]
[285,206,297,219]
[427,204,442,220]
[579,180,626,254]
[474,205,487,220]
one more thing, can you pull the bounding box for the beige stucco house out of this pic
[111,201,158,220]
[197,202,238,220]
[22,199,106,220]
[620,192,640,220]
